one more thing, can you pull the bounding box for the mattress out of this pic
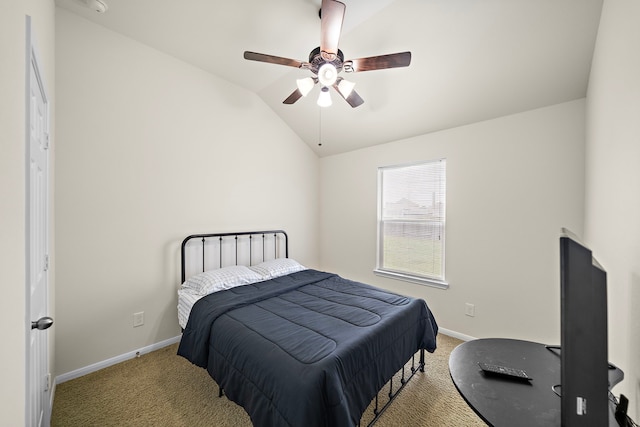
[177,289,201,330]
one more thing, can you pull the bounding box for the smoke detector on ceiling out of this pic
[85,0,108,13]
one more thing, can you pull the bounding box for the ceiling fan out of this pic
[243,0,411,108]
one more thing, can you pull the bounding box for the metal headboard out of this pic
[180,230,289,283]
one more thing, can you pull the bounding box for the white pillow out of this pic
[249,258,306,280]
[181,265,263,295]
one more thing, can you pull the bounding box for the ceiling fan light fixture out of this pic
[337,79,355,98]
[317,86,332,107]
[318,63,338,86]
[296,77,315,97]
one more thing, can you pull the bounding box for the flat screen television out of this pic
[560,229,609,427]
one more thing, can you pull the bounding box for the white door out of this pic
[27,32,51,427]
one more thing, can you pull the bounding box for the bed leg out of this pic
[218,385,224,398]
[365,349,426,427]
[373,394,379,416]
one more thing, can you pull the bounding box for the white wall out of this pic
[0,0,55,425]
[320,100,586,344]
[55,9,319,376]
[585,0,640,418]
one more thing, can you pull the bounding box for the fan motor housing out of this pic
[309,47,344,74]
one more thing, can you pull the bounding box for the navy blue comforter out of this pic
[178,269,438,427]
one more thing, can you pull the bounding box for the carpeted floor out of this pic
[51,333,485,426]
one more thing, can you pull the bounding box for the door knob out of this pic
[31,316,54,330]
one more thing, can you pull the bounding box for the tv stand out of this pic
[449,338,624,427]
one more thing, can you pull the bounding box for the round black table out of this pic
[449,338,622,427]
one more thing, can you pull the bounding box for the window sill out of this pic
[373,269,449,290]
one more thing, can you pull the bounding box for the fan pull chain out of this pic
[318,107,322,147]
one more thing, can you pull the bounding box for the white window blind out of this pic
[375,159,447,287]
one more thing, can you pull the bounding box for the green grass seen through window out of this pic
[382,235,443,278]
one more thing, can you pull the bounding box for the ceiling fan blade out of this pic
[244,51,305,68]
[320,0,346,60]
[333,80,364,108]
[283,88,304,105]
[343,89,364,108]
[345,51,412,73]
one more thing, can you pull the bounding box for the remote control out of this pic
[478,362,532,381]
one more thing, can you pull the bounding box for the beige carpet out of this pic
[51,334,485,426]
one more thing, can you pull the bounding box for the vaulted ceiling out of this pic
[55,0,603,157]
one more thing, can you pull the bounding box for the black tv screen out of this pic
[560,231,609,427]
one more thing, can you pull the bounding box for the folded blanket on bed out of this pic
[178,269,438,427]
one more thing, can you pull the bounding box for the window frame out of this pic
[374,159,448,289]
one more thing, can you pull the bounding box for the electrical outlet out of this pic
[133,311,144,327]
[465,303,475,317]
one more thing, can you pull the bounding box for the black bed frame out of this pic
[180,230,426,427]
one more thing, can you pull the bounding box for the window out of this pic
[375,159,447,288]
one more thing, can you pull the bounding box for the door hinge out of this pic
[44,133,50,150]
[44,254,49,271]
[45,373,51,392]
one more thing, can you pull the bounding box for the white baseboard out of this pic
[55,335,182,385]
[438,327,477,342]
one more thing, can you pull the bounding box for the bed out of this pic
[177,230,438,427]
